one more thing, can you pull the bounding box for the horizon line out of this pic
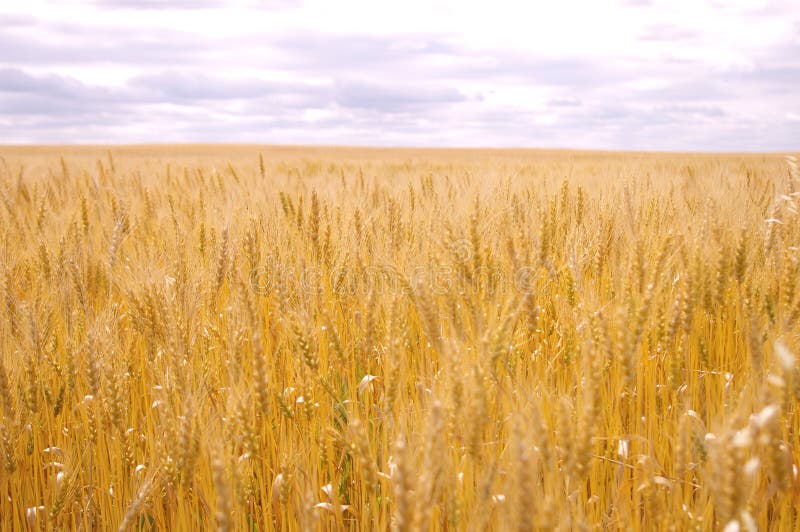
[0,143,797,156]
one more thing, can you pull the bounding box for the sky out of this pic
[0,0,798,150]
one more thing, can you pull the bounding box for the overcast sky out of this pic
[0,0,798,150]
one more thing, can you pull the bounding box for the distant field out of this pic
[0,145,798,530]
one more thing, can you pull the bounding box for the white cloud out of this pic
[0,0,797,149]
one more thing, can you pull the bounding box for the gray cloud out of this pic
[128,71,470,114]
[446,54,630,89]
[656,104,727,117]
[632,78,728,102]
[333,81,466,112]
[0,27,214,65]
[0,68,116,100]
[0,68,129,117]
[128,71,316,102]
[726,67,800,94]
[0,67,475,145]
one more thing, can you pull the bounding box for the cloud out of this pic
[0,66,475,145]
[128,72,315,102]
[727,66,800,93]
[444,54,630,89]
[0,1,797,149]
[0,69,137,123]
[332,81,466,112]
[91,0,228,7]
[0,30,210,65]
[718,43,800,95]
[656,104,727,117]
[0,68,78,95]
[268,32,456,75]
[0,13,38,26]
[0,68,120,103]
[639,24,701,42]
[547,98,583,107]
[89,0,300,9]
[631,79,727,103]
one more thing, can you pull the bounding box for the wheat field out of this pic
[0,145,798,530]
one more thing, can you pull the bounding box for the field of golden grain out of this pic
[0,146,798,530]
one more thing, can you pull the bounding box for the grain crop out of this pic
[0,145,798,530]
